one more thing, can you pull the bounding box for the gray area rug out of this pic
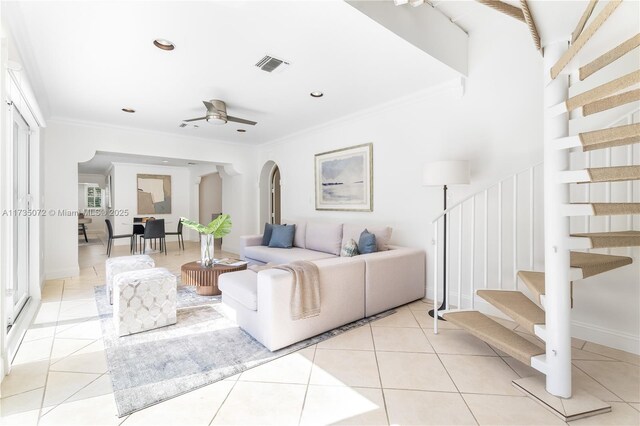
[94,284,394,417]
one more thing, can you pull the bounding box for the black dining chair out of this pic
[132,217,145,253]
[165,220,184,250]
[105,219,134,257]
[141,219,167,255]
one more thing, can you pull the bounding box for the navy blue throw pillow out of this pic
[262,223,274,246]
[358,229,377,254]
[269,224,296,248]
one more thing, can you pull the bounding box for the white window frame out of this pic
[85,184,103,209]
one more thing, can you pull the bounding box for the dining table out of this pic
[78,217,92,242]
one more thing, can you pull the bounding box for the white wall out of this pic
[259,14,543,292]
[43,120,257,279]
[199,173,222,225]
[109,163,191,243]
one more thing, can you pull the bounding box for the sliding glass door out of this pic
[8,108,30,327]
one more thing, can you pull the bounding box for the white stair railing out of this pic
[431,109,639,335]
[432,161,544,330]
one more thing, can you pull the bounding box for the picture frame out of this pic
[137,174,172,214]
[314,143,373,212]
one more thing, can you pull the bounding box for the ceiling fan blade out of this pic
[183,116,208,122]
[203,101,216,112]
[227,115,257,126]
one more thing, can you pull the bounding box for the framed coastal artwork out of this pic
[315,143,373,211]
[137,174,172,214]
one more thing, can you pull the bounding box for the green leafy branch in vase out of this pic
[181,214,232,267]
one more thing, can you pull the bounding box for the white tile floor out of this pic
[1,238,639,425]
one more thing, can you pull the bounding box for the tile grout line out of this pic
[296,344,318,426]
[48,338,99,369]
[207,376,240,426]
[36,278,67,425]
[571,361,629,403]
[414,310,481,426]
[368,324,391,426]
[38,372,108,420]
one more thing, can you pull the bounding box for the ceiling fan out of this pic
[183,99,257,126]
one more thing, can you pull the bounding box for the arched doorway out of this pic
[259,161,281,226]
[270,166,281,225]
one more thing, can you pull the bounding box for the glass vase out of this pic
[200,234,216,267]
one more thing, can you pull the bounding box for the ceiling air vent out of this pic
[255,55,289,73]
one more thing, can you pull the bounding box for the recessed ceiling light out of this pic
[122,108,136,113]
[237,129,246,133]
[162,160,169,163]
[310,91,323,98]
[153,39,175,51]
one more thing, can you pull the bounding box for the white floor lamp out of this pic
[423,160,470,320]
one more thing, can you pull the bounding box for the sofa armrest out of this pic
[239,234,263,260]
[361,247,426,316]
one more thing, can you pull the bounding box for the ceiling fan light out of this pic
[206,115,227,125]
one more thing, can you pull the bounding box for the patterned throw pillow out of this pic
[341,238,359,257]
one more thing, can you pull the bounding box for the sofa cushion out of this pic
[244,246,336,264]
[342,224,392,252]
[359,229,377,254]
[306,222,343,255]
[268,224,295,248]
[218,270,258,311]
[287,220,306,248]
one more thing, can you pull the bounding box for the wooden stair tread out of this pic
[477,290,545,334]
[580,33,640,81]
[566,70,640,112]
[586,166,640,183]
[518,271,546,303]
[583,89,640,116]
[570,202,640,215]
[571,230,640,248]
[518,252,632,302]
[570,251,633,278]
[579,123,640,151]
[442,311,545,366]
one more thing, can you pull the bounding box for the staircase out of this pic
[429,0,639,421]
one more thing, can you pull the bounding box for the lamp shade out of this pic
[422,160,470,186]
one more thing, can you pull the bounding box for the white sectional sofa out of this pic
[219,221,426,351]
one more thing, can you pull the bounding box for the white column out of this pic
[543,40,572,398]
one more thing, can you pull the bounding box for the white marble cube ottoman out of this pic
[113,267,177,337]
[106,255,155,304]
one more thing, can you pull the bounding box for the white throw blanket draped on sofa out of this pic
[275,261,321,320]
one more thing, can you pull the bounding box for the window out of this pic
[86,186,103,208]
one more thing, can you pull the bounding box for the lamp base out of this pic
[428,309,447,321]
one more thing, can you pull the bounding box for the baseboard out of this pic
[45,266,80,280]
[571,320,640,355]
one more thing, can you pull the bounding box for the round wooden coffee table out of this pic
[180,261,247,296]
